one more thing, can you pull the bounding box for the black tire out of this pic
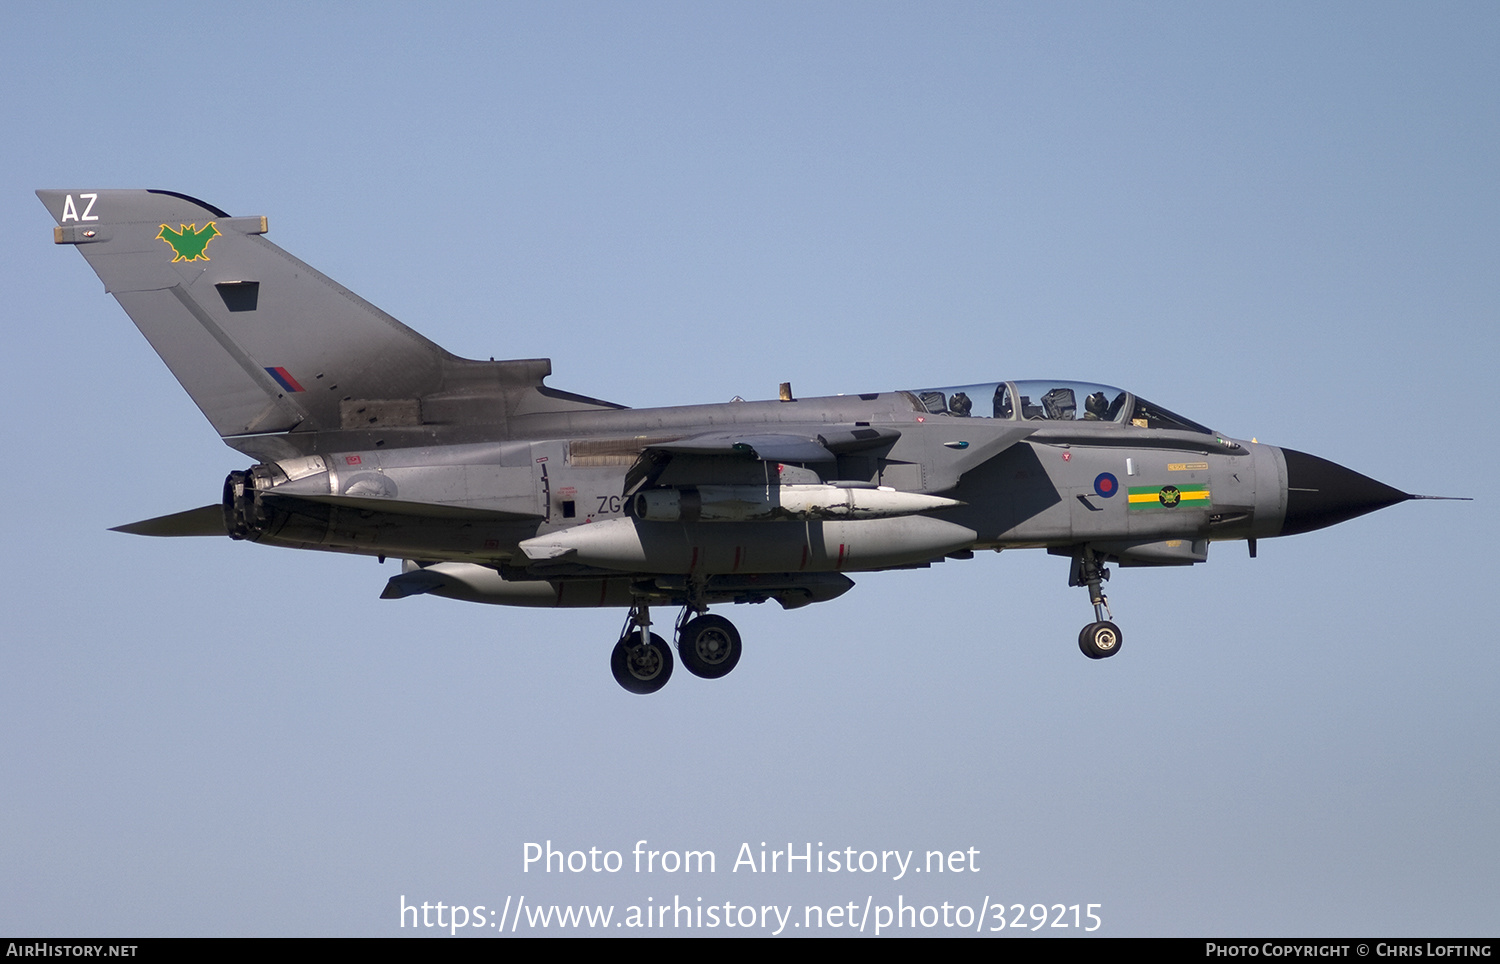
[1080,620,1123,659]
[677,615,742,679]
[611,632,674,694]
[1079,622,1101,659]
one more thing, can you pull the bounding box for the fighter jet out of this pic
[39,189,1454,694]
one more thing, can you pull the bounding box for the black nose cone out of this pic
[1280,448,1412,537]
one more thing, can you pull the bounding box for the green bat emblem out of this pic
[156,222,220,262]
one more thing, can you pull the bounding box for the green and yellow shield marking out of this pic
[1128,483,1211,510]
[156,222,220,262]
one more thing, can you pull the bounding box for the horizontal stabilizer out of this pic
[111,504,226,537]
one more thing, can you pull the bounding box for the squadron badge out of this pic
[156,222,220,262]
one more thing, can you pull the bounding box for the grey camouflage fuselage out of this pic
[40,189,1429,692]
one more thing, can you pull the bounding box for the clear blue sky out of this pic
[2,1,1495,936]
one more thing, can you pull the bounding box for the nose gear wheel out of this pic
[1078,620,1123,659]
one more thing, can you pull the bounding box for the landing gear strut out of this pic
[1071,547,1123,660]
[610,602,673,694]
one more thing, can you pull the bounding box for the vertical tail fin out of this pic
[40,189,625,459]
[39,188,451,445]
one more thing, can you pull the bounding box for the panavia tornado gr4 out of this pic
[39,189,1456,694]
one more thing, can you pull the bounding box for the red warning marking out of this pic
[345,455,361,465]
[836,543,847,568]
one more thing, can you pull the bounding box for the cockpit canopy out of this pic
[905,380,1213,435]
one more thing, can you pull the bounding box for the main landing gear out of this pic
[609,600,744,694]
[676,612,743,679]
[1072,547,1123,660]
[610,630,673,695]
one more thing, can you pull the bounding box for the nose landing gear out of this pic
[1072,547,1124,660]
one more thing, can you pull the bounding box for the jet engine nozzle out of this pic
[222,461,302,539]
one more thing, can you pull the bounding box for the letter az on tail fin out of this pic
[37,189,621,461]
